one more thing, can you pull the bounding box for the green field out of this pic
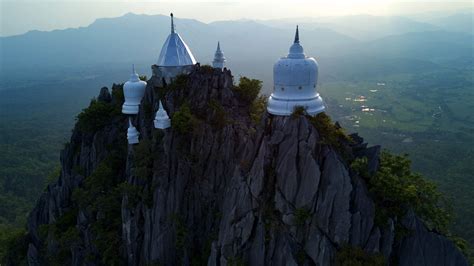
[320,69,474,244]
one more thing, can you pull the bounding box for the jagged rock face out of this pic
[25,66,469,266]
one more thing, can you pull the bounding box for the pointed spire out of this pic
[129,64,139,81]
[294,25,299,44]
[213,41,226,70]
[154,100,171,129]
[170,13,175,33]
[128,117,133,127]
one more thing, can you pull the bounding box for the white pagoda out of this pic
[122,65,147,115]
[154,101,171,129]
[267,26,325,116]
[152,13,197,83]
[127,118,140,144]
[212,42,226,70]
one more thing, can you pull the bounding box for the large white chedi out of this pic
[152,13,197,82]
[122,66,147,114]
[267,26,325,116]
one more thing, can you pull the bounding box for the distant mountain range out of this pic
[0,12,472,91]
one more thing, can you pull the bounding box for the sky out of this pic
[0,0,472,36]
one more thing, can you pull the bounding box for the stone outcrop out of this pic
[24,66,469,266]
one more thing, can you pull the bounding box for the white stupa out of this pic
[127,118,140,144]
[267,26,325,116]
[212,41,226,70]
[152,13,197,82]
[154,101,171,129]
[122,65,147,115]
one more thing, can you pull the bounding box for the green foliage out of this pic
[73,162,115,210]
[294,208,311,226]
[0,193,30,226]
[449,235,474,261]
[296,248,307,265]
[351,151,473,257]
[111,84,125,104]
[167,74,189,91]
[291,106,307,118]
[308,113,352,154]
[118,182,141,208]
[44,165,61,186]
[52,208,78,237]
[350,157,369,178]
[200,64,215,74]
[0,225,28,265]
[372,151,450,232]
[76,99,120,133]
[335,245,385,266]
[250,95,267,124]
[46,208,80,265]
[208,99,229,129]
[133,139,153,179]
[170,213,188,262]
[157,74,189,104]
[234,76,262,104]
[70,151,126,264]
[132,139,156,208]
[139,75,147,81]
[172,103,198,134]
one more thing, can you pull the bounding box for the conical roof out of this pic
[154,100,171,129]
[156,13,197,67]
[213,42,225,61]
[155,101,170,120]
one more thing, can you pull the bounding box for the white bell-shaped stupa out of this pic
[267,26,325,116]
[127,118,140,144]
[154,101,171,129]
[152,13,197,82]
[122,65,147,115]
[212,41,226,70]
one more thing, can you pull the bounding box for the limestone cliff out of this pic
[23,66,468,265]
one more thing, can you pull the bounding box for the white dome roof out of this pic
[156,13,197,67]
[122,65,147,115]
[267,26,325,116]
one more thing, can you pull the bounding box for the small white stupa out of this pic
[127,118,140,144]
[212,41,226,70]
[152,13,197,82]
[267,26,325,116]
[154,101,171,129]
[122,65,147,115]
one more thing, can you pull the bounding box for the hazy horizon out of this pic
[0,0,472,37]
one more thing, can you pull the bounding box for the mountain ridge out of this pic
[10,65,469,265]
[2,13,471,71]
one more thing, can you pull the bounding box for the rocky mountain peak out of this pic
[19,65,469,265]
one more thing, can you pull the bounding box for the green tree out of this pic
[234,77,262,103]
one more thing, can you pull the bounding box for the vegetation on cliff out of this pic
[351,151,471,259]
[1,69,470,265]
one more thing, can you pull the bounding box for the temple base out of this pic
[152,64,194,84]
[154,119,171,129]
[122,104,140,115]
[267,94,325,116]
